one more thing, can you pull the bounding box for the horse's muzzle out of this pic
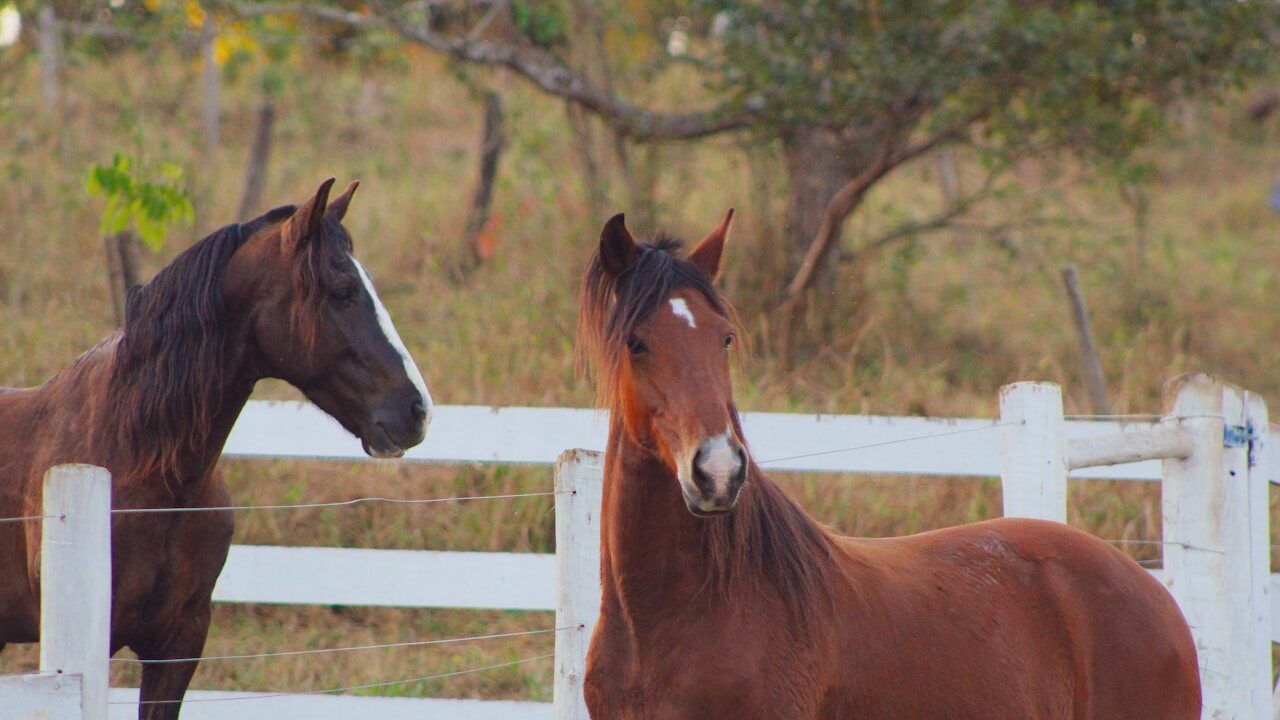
[681,432,747,515]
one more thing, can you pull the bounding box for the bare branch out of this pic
[224,0,748,141]
[778,112,983,315]
[221,2,378,26]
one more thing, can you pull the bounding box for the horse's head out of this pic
[228,179,432,458]
[579,210,748,516]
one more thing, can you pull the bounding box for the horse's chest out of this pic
[586,624,813,720]
[108,507,234,643]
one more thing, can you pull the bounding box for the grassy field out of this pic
[1,41,1279,700]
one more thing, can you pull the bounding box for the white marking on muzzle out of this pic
[697,427,741,493]
[669,298,697,329]
[351,255,433,423]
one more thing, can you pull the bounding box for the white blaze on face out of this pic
[350,255,433,425]
[669,297,697,329]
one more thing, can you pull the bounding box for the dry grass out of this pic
[1,42,1278,698]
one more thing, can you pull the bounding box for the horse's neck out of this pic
[600,425,724,624]
[106,332,256,492]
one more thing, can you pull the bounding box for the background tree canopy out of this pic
[223,0,1275,339]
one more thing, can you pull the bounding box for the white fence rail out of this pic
[7,374,1274,720]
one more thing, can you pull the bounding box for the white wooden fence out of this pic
[6,374,1274,720]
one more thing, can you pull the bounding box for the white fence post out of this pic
[39,464,111,720]
[1243,392,1272,719]
[999,382,1067,522]
[554,449,604,720]
[1161,374,1260,720]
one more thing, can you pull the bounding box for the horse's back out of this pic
[0,385,47,643]
[954,518,1200,720]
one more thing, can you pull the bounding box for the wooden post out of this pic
[1161,374,1258,720]
[554,449,604,720]
[40,464,111,720]
[37,5,58,114]
[1243,391,1272,719]
[999,382,1067,522]
[1060,264,1110,415]
[237,101,275,220]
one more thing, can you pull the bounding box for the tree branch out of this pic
[224,1,748,141]
[775,106,992,322]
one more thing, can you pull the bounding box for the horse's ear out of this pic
[326,180,359,223]
[688,208,734,281]
[599,212,638,278]
[282,178,335,251]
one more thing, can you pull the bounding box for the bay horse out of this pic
[577,211,1200,719]
[0,179,432,719]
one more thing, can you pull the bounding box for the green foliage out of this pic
[85,153,193,252]
[704,0,1276,160]
[511,1,567,49]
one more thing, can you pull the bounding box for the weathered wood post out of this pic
[554,449,604,720]
[1243,392,1273,720]
[1060,264,1110,415]
[999,382,1067,522]
[1161,374,1268,720]
[40,464,111,720]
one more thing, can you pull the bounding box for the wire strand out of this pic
[110,653,556,705]
[756,421,1020,466]
[110,627,573,665]
[111,491,561,515]
[0,514,63,524]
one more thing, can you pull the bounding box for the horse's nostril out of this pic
[410,398,427,422]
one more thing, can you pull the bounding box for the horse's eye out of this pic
[627,335,649,355]
[724,334,734,349]
[331,286,358,304]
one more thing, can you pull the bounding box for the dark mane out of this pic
[106,203,345,485]
[579,232,838,616]
[704,452,840,617]
[577,233,729,406]
[109,222,249,483]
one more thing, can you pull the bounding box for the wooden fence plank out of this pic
[212,546,555,610]
[223,401,1165,480]
[0,673,83,720]
[107,689,549,720]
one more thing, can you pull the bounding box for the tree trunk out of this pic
[104,231,142,326]
[566,102,605,218]
[464,89,506,267]
[37,5,59,115]
[782,128,852,270]
[237,101,275,220]
[201,23,220,157]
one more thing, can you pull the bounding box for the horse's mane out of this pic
[578,233,838,616]
[107,204,333,485]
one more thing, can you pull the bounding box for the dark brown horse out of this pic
[577,211,1200,719]
[0,179,432,719]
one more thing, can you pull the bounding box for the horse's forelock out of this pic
[577,235,730,408]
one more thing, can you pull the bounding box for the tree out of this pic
[221,1,1274,318]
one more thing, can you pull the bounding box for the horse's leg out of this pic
[133,601,213,720]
